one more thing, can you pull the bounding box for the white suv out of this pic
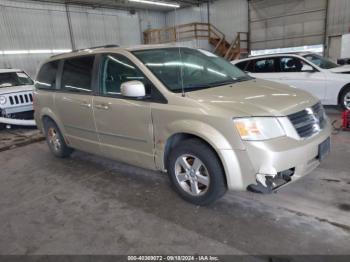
[232,53,350,110]
[0,69,36,128]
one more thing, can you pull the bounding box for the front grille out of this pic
[8,93,33,105]
[288,102,326,138]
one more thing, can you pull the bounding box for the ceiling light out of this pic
[129,0,180,8]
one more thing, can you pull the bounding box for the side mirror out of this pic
[121,81,146,98]
[302,64,315,73]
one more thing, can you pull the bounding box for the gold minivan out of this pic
[34,45,331,205]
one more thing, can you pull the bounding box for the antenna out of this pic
[174,2,185,97]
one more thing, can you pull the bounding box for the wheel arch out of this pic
[337,83,350,106]
[40,109,69,145]
[163,132,228,186]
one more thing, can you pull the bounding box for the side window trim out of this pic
[56,60,64,91]
[97,52,167,104]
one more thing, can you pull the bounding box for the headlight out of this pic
[0,96,6,105]
[234,117,285,141]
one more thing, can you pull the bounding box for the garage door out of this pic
[249,0,327,50]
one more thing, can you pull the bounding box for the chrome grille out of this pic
[288,102,326,138]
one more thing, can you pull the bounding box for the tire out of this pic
[339,86,350,111]
[43,118,73,158]
[167,138,227,205]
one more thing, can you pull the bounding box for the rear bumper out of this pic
[222,120,332,191]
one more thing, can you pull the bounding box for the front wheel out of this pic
[167,139,227,205]
[340,86,350,111]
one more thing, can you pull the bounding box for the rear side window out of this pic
[252,59,276,73]
[61,56,95,93]
[35,61,59,89]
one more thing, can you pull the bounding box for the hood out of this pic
[328,65,350,74]
[186,79,319,117]
[0,85,34,95]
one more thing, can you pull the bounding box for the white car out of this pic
[0,69,36,128]
[232,53,350,110]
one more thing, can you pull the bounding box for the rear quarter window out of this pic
[35,61,59,90]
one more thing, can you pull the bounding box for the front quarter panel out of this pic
[151,98,253,190]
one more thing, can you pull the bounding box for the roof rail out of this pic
[50,44,119,58]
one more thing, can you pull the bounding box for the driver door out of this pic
[93,53,155,169]
[276,56,327,102]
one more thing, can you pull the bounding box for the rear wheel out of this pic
[43,119,73,158]
[340,86,350,110]
[167,139,227,205]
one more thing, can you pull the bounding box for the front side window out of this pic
[61,56,95,93]
[253,59,276,73]
[100,54,152,96]
[133,48,249,93]
[279,57,315,72]
[303,54,339,69]
[35,61,59,89]
[0,71,33,88]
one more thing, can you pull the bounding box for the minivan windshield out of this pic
[303,54,339,69]
[0,71,34,88]
[133,48,251,93]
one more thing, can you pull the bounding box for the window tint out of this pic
[61,56,95,93]
[253,59,276,73]
[100,54,152,96]
[35,61,58,89]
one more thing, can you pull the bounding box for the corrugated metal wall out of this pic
[0,0,165,76]
[249,0,327,50]
[327,0,350,36]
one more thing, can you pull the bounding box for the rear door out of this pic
[92,53,155,169]
[54,55,99,153]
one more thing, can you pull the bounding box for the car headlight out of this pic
[0,96,6,105]
[233,117,285,141]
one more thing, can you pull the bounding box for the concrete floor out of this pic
[0,108,349,255]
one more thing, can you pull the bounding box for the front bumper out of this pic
[0,107,36,126]
[222,120,332,191]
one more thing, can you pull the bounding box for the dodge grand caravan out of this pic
[34,46,331,205]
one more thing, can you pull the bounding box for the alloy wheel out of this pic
[47,127,61,152]
[344,91,350,110]
[174,154,210,196]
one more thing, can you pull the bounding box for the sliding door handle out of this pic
[95,104,110,110]
[80,102,91,108]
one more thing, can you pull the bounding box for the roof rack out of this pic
[51,44,119,58]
